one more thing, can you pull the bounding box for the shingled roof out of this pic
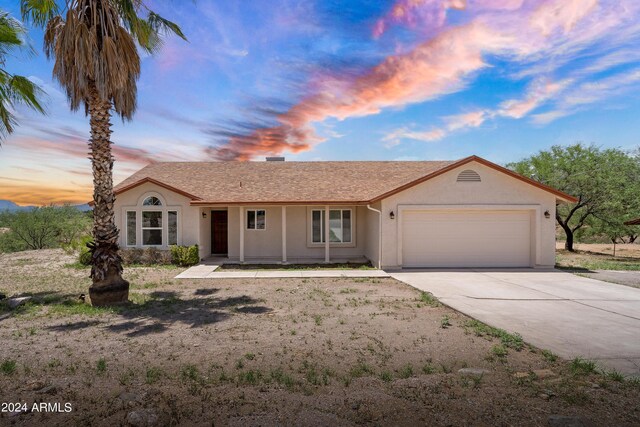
[113,156,577,205]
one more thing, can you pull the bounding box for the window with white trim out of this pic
[311,209,352,243]
[123,193,181,248]
[143,196,162,206]
[246,209,266,230]
[168,211,178,245]
[126,211,136,246]
[142,211,163,245]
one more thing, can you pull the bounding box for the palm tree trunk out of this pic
[87,82,129,306]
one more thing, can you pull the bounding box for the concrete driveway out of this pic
[390,270,640,376]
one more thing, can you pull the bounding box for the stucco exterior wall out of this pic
[113,160,559,267]
[114,182,200,252]
[224,205,368,260]
[198,207,212,259]
[363,202,381,267]
[379,161,557,268]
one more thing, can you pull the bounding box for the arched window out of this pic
[456,169,481,182]
[125,193,178,247]
[143,196,162,206]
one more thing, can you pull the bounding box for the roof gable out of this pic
[370,156,577,203]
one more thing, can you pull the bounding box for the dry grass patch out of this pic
[0,249,639,426]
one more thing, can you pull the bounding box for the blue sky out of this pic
[1,0,639,204]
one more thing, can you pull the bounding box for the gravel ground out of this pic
[0,249,639,426]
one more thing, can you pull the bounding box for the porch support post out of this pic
[281,206,287,264]
[324,205,330,263]
[239,206,245,263]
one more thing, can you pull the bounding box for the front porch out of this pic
[197,204,380,267]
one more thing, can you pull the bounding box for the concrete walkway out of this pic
[176,265,389,279]
[390,269,640,376]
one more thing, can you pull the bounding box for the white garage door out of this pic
[402,210,531,268]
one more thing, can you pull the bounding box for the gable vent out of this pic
[457,169,481,182]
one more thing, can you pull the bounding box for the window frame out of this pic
[168,210,178,246]
[121,192,181,249]
[246,209,267,231]
[125,210,137,247]
[142,196,163,206]
[141,210,164,247]
[308,207,356,247]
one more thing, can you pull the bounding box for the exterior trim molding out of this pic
[113,177,201,202]
[369,156,578,204]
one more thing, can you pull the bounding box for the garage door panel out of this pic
[402,210,531,268]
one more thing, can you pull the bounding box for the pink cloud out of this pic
[213,0,640,159]
[386,77,571,142]
[499,78,571,119]
[373,0,466,39]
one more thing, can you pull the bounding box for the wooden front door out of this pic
[211,210,228,255]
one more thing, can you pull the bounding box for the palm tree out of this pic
[0,9,44,141]
[22,1,186,305]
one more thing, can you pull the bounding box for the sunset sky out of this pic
[1,0,640,205]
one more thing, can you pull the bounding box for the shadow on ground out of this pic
[2,289,272,337]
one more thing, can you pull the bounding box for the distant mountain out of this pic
[0,200,34,211]
[0,200,91,212]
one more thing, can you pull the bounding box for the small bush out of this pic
[146,367,164,384]
[398,363,414,379]
[181,364,200,382]
[159,250,172,264]
[570,357,597,376]
[491,344,508,358]
[440,315,451,328]
[464,320,524,351]
[542,349,558,363]
[419,292,439,307]
[142,247,163,264]
[170,245,199,266]
[380,371,393,382]
[96,358,107,375]
[121,248,144,265]
[74,235,95,266]
[1,360,17,375]
[78,247,92,266]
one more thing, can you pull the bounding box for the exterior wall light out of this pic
[389,211,395,220]
[544,210,550,219]
[202,211,207,219]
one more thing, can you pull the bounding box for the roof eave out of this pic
[92,177,202,206]
[190,200,370,206]
[368,155,578,204]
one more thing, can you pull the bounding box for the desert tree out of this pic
[21,0,186,305]
[508,144,640,252]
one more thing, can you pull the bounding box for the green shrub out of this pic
[170,245,199,266]
[77,236,94,266]
[0,206,91,253]
[120,248,144,265]
[142,247,163,264]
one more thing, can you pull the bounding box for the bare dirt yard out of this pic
[556,242,640,287]
[1,249,639,426]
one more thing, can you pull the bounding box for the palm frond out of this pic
[20,0,59,27]
[0,11,31,63]
[147,12,186,41]
[26,0,186,120]
[0,70,45,141]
